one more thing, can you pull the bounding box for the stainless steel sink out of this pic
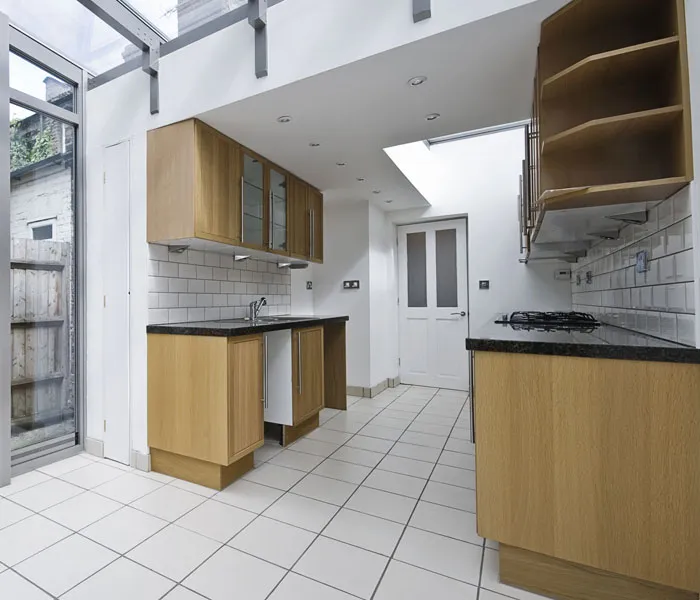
[216,317,303,325]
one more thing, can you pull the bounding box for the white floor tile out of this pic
[93,473,165,504]
[395,527,482,585]
[15,534,118,597]
[345,487,416,524]
[481,548,549,599]
[131,484,206,521]
[382,408,420,419]
[318,407,341,424]
[370,416,412,430]
[431,464,476,489]
[269,449,325,472]
[410,501,482,546]
[81,506,168,553]
[359,424,403,441]
[311,459,372,484]
[288,438,340,457]
[399,431,447,449]
[290,474,357,506]
[0,497,33,530]
[0,570,52,599]
[175,499,255,543]
[127,524,221,582]
[169,479,219,498]
[294,536,388,599]
[41,491,122,531]
[479,590,519,600]
[322,417,367,434]
[363,469,426,499]
[162,586,205,600]
[422,481,476,512]
[268,572,357,599]
[408,422,453,437]
[0,471,51,497]
[0,514,71,566]
[323,508,403,556]
[330,446,384,468]
[229,515,315,568]
[243,463,307,491]
[444,438,475,454]
[253,443,284,464]
[97,458,134,472]
[389,442,441,463]
[304,428,353,445]
[413,413,457,427]
[439,449,476,471]
[61,557,174,600]
[38,455,94,478]
[60,462,126,490]
[451,427,471,440]
[377,455,434,479]
[135,470,175,484]
[184,546,285,600]
[263,493,338,533]
[214,479,283,514]
[375,559,478,600]
[10,478,83,512]
[345,434,394,454]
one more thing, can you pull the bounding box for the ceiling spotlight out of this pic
[426,113,441,121]
[384,199,394,204]
[277,115,292,123]
[336,162,346,167]
[408,75,427,87]
[372,190,381,195]
[309,142,320,147]
[356,177,365,182]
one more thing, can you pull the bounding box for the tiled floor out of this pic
[0,385,550,600]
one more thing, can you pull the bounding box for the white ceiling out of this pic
[199,0,568,211]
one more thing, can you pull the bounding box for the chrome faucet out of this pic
[248,297,267,321]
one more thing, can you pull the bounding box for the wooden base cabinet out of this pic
[292,326,324,425]
[147,334,264,489]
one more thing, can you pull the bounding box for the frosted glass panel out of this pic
[407,232,427,308]
[436,229,458,308]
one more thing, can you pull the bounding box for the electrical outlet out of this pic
[479,280,490,290]
[306,281,313,290]
[343,280,360,290]
[554,268,571,281]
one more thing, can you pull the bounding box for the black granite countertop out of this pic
[466,319,700,364]
[147,315,349,337]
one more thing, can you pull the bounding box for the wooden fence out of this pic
[10,238,74,448]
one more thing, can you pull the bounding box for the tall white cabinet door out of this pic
[264,330,293,426]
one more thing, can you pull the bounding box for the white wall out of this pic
[290,267,314,315]
[387,129,572,336]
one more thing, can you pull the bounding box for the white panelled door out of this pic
[398,219,469,390]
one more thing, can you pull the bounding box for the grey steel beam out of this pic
[248,0,268,78]
[413,0,431,22]
[0,11,11,488]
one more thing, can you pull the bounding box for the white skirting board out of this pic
[84,437,150,472]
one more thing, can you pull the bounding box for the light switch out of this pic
[343,280,360,290]
[306,281,313,290]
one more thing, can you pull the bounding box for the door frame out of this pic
[395,216,471,390]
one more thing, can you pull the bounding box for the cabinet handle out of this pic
[308,210,312,258]
[263,336,268,408]
[297,333,302,396]
[268,190,273,249]
[240,176,245,243]
[310,209,315,259]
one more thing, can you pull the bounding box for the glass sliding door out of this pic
[2,22,85,474]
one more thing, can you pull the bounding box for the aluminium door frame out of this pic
[394,215,471,389]
[1,18,88,480]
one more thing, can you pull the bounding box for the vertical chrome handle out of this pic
[297,332,302,395]
[263,335,268,408]
[268,190,273,248]
[310,209,315,259]
[308,210,313,258]
[240,176,245,242]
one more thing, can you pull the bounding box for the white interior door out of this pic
[398,219,469,390]
[103,142,130,464]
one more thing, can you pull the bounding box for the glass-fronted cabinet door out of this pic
[269,167,288,253]
[241,152,265,248]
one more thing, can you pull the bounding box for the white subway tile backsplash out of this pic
[149,244,169,261]
[571,194,694,344]
[246,283,257,294]
[227,269,241,282]
[221,282,234,294]
[205,307,220,320]
[241,271,254,283]
[197,293,213,307]
[220,307,235,319]
[149,276,169,293]
[188,279,205,293]
[168,250,189,264]
[169,278,188,293]
[220,255,234,269]
[228,294,242,306]
[149,308,169,324]
[205,280,220,294]
[196,266,213,280]
[158,261,177,278]
[213,294,228,307]
[213,267,228,281]
[159,293,179,308]
[149,293,160,309]
[179,294,197,308]
[179,264,197,279]
[187,308,205,321]
[148,260,159,276]
[169,308,188,323]
[204,252,220,267]
[234,282,247,294]
[188,250,205,265]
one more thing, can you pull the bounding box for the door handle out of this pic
[451,311,466,317]
[297,333,302,396]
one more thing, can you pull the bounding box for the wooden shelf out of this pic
[539,177,689,211]
[541,37,679,102]
[11,318,65,328]
[542,105,683,155]
[11,373,64,388]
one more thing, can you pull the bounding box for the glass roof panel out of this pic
[123,0,247,38]
[0,0,138,74]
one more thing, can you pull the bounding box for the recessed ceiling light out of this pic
[426,113,441,121]
[336,162,346,167]
[309,142,320,147]
[372,190,381,195]
[277,115,292,123]
[408,75,427,87]
[356,177,365,182]
[384,199,394,204]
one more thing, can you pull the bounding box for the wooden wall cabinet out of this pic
[292,326,324,425]
[147,333,264,489]
[148,118,324,263]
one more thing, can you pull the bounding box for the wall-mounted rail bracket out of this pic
[248,0,268,78]
[142,44,160,114]
[413,0,431,22]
